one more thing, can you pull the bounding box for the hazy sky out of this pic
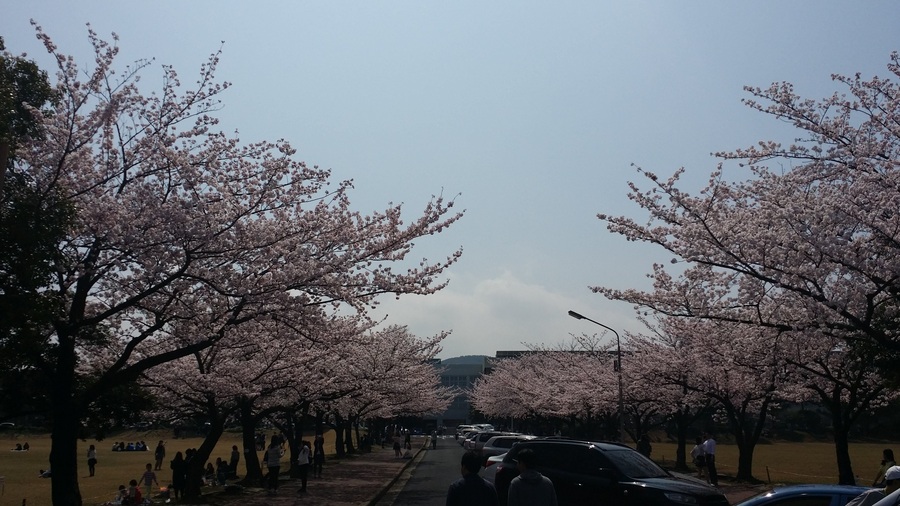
[4,2,899,359]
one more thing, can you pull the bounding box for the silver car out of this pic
[480,434,535,457]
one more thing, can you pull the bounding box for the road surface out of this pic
[376,436,477,506]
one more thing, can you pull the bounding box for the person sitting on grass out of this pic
[125,479,142,505]
[216,457,229,485]
[104,484,127,506]
[204,462,216,485]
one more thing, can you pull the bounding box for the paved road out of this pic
[375,436,467,506]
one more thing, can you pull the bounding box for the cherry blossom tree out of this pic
[326,325,453,454]
[471,348,622,438]
[781,329,896,484]
[139,309,349,497]
[593,52,900,481]
[603,267,802,480]
[17,25,463,506]
[622,325,713,469]
[599,52,900,368]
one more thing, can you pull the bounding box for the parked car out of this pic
[456,424,475,440]
[481,434,535,458]
[735,484,875,506]
[460,430,481,447]
[482,452,507,484]
[465,431,510,452]
[494,438,728,506]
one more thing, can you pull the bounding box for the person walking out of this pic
[296,440,311,493]
[446,450,498,506]
[703,432,718,487]
[637,434,652,458]
[507,448,558,506]
[140,462,159,499]
[263,435,283,495]
[313,434,326,478]
[690,436,706,479]
[153,441,165,471]
[87,444,98,477]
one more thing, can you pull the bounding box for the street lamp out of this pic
[568,310,625,442]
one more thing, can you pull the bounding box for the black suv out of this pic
[494,439,729,506]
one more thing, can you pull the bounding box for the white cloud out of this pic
[373,271,633,359]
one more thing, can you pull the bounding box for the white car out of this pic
[480,434,535,458]
[480,452,506,484]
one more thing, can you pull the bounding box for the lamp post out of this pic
[568,310,624,442]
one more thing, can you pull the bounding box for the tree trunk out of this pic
[833,427,856,485]
[828,395,857,485]
[49,338,82,506]
[238,398,264,486]
[333,413,346,458]
[721,394,771,482]
[314,410,326,436]
[736,442,756,482]
[354,419,363,451]
[183,408,226,500]
[344,417,355,454]
[673,411,689,470]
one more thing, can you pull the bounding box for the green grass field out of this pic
[0,432,895,505]
[652,441,891,484]
[0,430,339,506]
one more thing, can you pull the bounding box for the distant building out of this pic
[431,355,492,428]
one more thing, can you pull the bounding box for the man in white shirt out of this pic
[848,466,900,506]
[703,432,718,486]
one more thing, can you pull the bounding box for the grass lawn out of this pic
[652,441,894,485]
[1,431,896,504]
[0,429,339,505]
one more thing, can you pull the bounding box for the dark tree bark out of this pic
[49,331,83,506]
[333,413,346,457]
[238,398,264,486]
[183,406,227,500]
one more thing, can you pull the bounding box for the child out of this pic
[216,458,229,485]
[140,462,158,499]
[127,479,142,505]
[103,484,127,505]
[204,461,216,485]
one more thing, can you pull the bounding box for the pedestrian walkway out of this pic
[204,442,425,506]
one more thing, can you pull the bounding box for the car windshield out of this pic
[604,448,669,479]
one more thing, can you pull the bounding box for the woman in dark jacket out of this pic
[170,451,187,500]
